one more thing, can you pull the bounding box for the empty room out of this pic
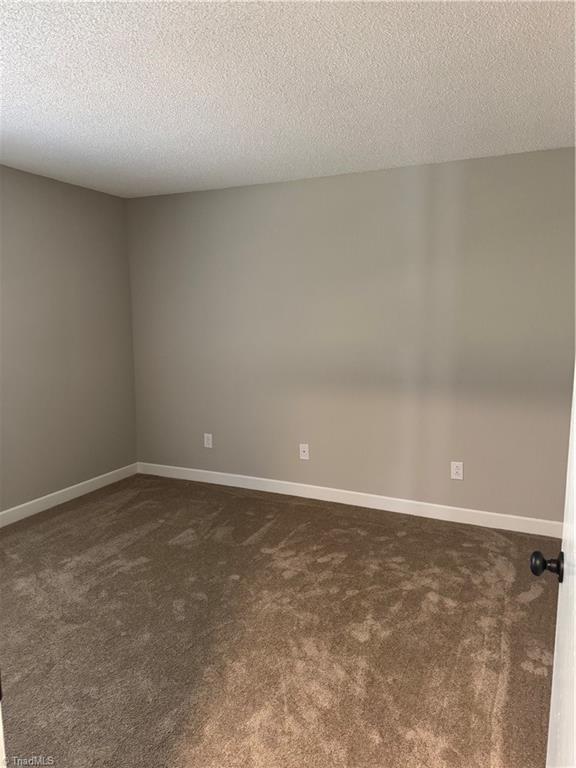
[0,2,574,767]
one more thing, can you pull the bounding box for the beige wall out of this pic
[128,149,574,522]
[1,151,573,521]
[0,167,136,509]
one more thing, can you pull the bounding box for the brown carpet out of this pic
[0,474,558,768]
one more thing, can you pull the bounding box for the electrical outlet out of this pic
[204,433,213,449]
[450,461,463,480]
[299,443,310,461]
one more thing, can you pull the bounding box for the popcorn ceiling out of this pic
[1,1,573,197]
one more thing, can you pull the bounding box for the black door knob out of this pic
[530,550,564,583]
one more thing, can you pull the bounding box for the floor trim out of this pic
[138,462,563,538]
[0,464,139,528]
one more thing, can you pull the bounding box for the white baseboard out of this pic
[2,461,561,538]
[0,463,139,529]
[138,462,563,539]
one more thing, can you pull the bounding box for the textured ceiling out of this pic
[1,2,574,198]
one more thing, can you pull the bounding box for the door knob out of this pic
[530,550,564,583]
